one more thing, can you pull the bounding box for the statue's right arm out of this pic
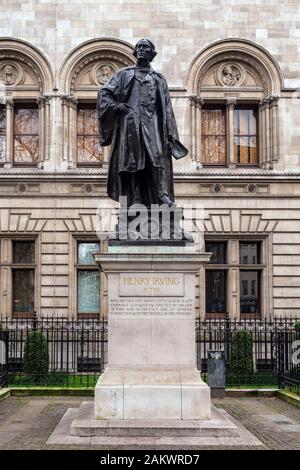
[98,71,130,117]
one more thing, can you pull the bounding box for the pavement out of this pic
[0,396,299,449]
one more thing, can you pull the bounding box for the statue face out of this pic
[135,40,154,62]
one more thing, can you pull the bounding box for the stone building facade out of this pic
[0,0,300,319]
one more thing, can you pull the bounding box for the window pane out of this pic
[202,136,226,164]
[234,109,257,135]
[14,135,39,163]
[233,108,258,165]
[13,241,35,263]
[14,107,39,163]
[206,242,227,264]
[77,136,102,163]
[201,108,226,165]
[202,109,225,135]
[77,107,102,164]
[78,242,100,265]
[12,270,34,315]
[240,271,260,314]
[239,242,260,264]
[77,270,100,314]
[14,108,39,134]
[206,270,226,314]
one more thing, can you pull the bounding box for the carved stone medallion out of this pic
[216,63,245,87]
[91,62,118,85]
[0,62,23,86]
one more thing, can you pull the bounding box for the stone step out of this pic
[70,405,239,438]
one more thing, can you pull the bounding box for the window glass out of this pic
[239,242,260,264]
[14,107,39,163]
[12,269,34,315]
[77,106,102,164]
[234,108,258,165]
[201,108,226,165]
[13,241,35,264]
[206,270,227,314]
[78,242,100,265]
[206,242,227,264]
[77,270,100,314]
[240,270,260,314]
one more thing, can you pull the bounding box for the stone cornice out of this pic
[0,169,300,181]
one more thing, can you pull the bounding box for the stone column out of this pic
[258,100,264,167]
[68,96,77,169]
[227,239,240,318]
[37,96,45,167]
[4,98,14,168]
[190,95,204,168]
[265,98,271,165]
[0,238,12,317]
[61,95,77,169]
[269,95,280,164]
[61,96,69,164]
[226,99,236,168]
[44,96,51,162]
[260,97,274,170]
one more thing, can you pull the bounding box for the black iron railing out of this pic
[0,316,107,388]
[0,315,299,391]
[196,315,300,390]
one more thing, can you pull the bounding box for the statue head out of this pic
[133,39,157,63]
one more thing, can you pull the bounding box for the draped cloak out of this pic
[97,66,187,204]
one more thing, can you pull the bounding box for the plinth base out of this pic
[46,401,263,448]
[94,368,211,421]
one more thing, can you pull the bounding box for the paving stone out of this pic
[0,396,299,449]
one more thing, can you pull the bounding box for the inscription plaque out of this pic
[109,296,194,318]
[119,272,184,297]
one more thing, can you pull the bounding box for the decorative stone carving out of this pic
[82,183,94,194]
[16,183,28,193]
[245,183,257,193]
[70,53,131,91]
[211,183,223,194]
[91,62,117,85]
[0,62,23,86]
[198,54,270,96]
[216,63,244,87]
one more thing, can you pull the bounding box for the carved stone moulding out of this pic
[211,183,223,194]
[71,53,129,91]
[16,182,28,193]
[186,39,283,99]
[245,183,257,193]
[215,62,245,88]
[82,183,94,194]
[201,54,267,95]
[0,61,24,86]
[0,54,42,89]
[90,62,118,86]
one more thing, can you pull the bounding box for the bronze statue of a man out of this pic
[97,39,188,208]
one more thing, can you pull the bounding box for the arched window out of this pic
[0,39,53,168]
[59,39,135,168]
[187,39,283,169]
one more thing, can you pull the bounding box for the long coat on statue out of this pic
[97,66,187,205]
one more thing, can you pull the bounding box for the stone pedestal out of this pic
[93,243,212,421]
